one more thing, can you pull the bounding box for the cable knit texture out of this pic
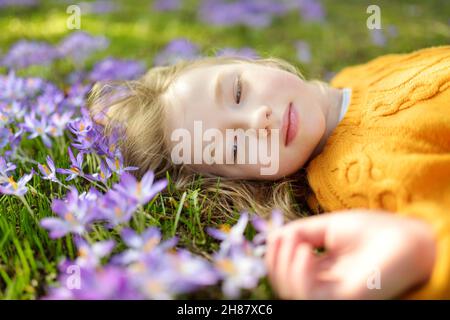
[305,46,450,299]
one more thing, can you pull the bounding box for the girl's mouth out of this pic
[282,102,299,146]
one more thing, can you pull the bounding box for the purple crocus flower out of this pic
[1,101,25,121]
[49,111,74,137]
[152,0,181,11]
[213,245,266,298]
[45,265,141,300]
[105,152,138,175]
[114,227,177,265]
[1,40,58,69]
[95,126,122,158]
[251,209,284,245]
[56,148,85,181]
[126,245,217,299]
[89,57,146,82]
[35,94,58,116]
[37,155,58,183]
[127,248,219,298]
[113,229,185,299]
[198,0,286,28]
[74,237,115,268]
[207,212,249,254]
[22,112,53,147]
[0,71,45,102]
[0,127,11,150]
[299,0,325,22]
[58,31,109,66]
[40,187,98,238]
[295,40,312,63]
[96,190,139,228]
[0,0,38,8]
[0,171,33,196]
[79,187,103,203]
[0,109,11,128]
[63,84,91,109]
[67,114,101,153]
[67,115,94,138]
[165,249,220,292]
[2,128,23,159]
[370,29,387,47]
[127,266,177,300]
[90,159,112,184]
[71,128,99,152]
[153,38,200,66]
[78,0,119,14]
[112,171,167,206]
[41,207,271,299]
[0,156,16,182]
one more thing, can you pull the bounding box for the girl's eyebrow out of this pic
[214,72,224,108]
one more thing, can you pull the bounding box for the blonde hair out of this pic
[88,55,324,221]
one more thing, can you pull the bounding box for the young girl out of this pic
[89,45,450,299]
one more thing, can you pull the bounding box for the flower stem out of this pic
[54,179,71,190]
[82,175,108,192]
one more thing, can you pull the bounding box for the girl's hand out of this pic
[265,209,437,299]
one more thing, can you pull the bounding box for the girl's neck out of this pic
[308,81,344,160]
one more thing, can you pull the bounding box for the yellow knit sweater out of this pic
[305,45,450,299]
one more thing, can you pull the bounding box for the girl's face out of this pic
[164,62,326,180]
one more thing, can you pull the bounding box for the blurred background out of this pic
[0,0,449,83]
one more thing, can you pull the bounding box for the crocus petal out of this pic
[140,170,155,188]
[19,171,33,184]
[251,216,267,233]
[121,228,142,248]
[206,227,227,240]
[142,227,161,243]
[92,240,115,257]
[40,218,69,238]
[47,155,55,171]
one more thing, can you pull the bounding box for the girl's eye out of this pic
[233,136,238,163]
[234,75,242,104]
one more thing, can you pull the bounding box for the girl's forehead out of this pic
[178,61,263,81]
[168,64,227,99]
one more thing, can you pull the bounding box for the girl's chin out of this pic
[288,166,302,176]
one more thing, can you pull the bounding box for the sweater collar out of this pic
[338,88,352,123]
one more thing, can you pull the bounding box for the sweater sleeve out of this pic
[396,201,450,299]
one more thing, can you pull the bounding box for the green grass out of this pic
[0,0,449,299]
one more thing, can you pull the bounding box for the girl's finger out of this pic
[274,232,302,298]
[267,215,331,299]
[265,234,282,285]
[288,242,318,299]
[282,215,329,248]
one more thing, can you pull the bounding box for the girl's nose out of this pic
[250,105,272,131]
